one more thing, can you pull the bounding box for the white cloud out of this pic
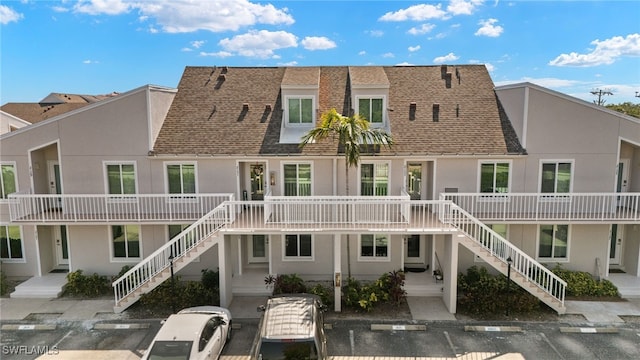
[200,51,234,58]
[73,0,131,15]
[219,30,297,58]
[475,18,503,37]
[379,4,447,21]
[367,30,384,37]
[0,5,23,24]
[83,59,100,64]
[191,40,205,49]
[484,63,495,72]
[301,36,336,51]
[181,47,193,52]
[279,61,299,66]
[408,45,421,52]
[408,23,435,35]
[549,33,640,67]
[396,62,414,66]
[433,52,459,63]
[447,0,485,15]
[382,52,395,58]
[358,50,366,56]
[73,0,294,33]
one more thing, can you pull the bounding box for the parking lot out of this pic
[2,317,640,360]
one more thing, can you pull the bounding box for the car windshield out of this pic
[260,341,318,360]
[146,341,193,360]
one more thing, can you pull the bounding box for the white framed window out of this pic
[360,162,389,196]
[104,162,137,195]
[540,161,572,194]
[286,97,314,125]
[0,162,17,200]
[357,96,385,124]
[111,225,141,261]
[165,162,197,194]
[359,234,390,261]
[283,234,313,260]
[0,225,24,261]
[479,161,511,194]
[537,224,569,261]
[283,162,312,196]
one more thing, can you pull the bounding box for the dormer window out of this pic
[287,97,314,125]
[357,97,384,124]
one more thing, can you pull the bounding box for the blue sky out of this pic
[1,0,639,105]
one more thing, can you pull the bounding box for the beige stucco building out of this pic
[1,66,638,315]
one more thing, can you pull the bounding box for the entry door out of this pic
[609,224,622,265]
[54,225,69,266]
[616,160,630,207]
[404,234,424,265]
[47,160,62,209]
[250,164,265,200]
[406,164,422,200]
[248,235,268,263]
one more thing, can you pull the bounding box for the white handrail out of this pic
[112,203,230,305]
[448,204,566,306]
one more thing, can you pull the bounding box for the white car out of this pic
[142,306,232,360]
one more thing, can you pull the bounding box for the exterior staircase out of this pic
[112,205,230,313]
[447,206,567,314]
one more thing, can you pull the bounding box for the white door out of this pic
[248,235,268,263]
[609,224,622,265]
[404,234,425,266]
[54,225,69,266]
[616,160,630,207]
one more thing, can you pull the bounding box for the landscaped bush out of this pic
[140,268,220,311]
[0,271,8,296]
[64,270,111,297]
[344,270,407,312]
[265,273,307,294]
[308,282,334,309]
[457,266,542,316]
[551,265,620,298]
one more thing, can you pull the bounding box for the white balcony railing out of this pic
[440,192,640,222]
[8,191,234,223]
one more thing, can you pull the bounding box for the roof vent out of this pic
[432,104,440,122]
[409,102,416,121]
[265,104,272,111]
[243,103,249,111]
[221,66,228,74]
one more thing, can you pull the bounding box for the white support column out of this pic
[442,234,459,314]
[218,235,233,308]
[334,234,342,312]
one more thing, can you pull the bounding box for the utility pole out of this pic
[590,88,613,106]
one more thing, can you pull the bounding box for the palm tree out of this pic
[299,108,393,278]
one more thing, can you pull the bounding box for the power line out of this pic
[590,88,613,106]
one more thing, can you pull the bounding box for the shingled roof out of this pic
[152,65,524,156]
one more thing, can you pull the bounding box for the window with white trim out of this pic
[106,163,136,195]
[284,234,312,259]
[283,163,312,196]
[357,97,384,124]
[480,162,510,193]
[476,224,508,262]
[361,163,389,196]
[538,224,569,260]
[359,234,389,260]
[166,163,196,194]
[0,162,17,200]
[540,162,572,193]
[111,225,140,259]
[287,97,314,125]
[0,225,23,260]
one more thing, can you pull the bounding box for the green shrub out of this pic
[344,270,407,312]
[457,266,541,315]
[551,265,620,297]
[308,282,334,309]
[140,274,219,312]
[64,270,110,297]
[265,273,307,294]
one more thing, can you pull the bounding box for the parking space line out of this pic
[1,324,56,331]
[464,325,522,332]
[92,323,150,330]
[370,324,426,331]
[540,332,565,360]
[559,327,619,334]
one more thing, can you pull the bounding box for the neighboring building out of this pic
[1,66,638,315]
